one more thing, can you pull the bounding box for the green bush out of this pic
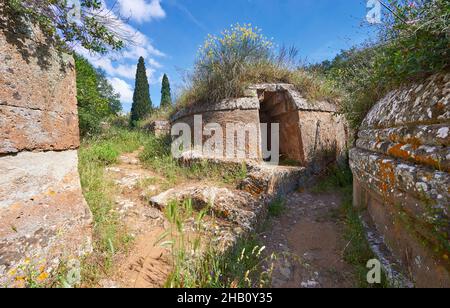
[312,164,353,193]
[379,0,449,81]
[317,0,449,129]
[87,143,120,165]
[75,55,122,137]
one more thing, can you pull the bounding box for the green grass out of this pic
[339,186,390,288]
[161,200,273,288]
[268,198,286,218]
[311,164,353,193]
[78,127,152,286]
[139,137,248,187]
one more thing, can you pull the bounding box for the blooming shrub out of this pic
[178,23,340,108]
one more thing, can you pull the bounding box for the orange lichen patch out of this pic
[415,154,448,172]
[388,133,400,143]
[376,135,382,143]
[436,102,445,111]
[378,160,396,194]
[424,174,433,181]
[388,143,411,160]
[405,137,422,150]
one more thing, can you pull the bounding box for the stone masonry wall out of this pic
[350,73,450,287]
[171,84,348,167]
[0,13,92,286]
[173,108,262,160]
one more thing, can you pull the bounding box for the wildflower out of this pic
[8,268,17,277]
[37,272,49,282]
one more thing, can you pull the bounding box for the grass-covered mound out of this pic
[176,24,342,111]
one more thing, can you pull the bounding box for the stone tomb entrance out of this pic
[258,88,303,164]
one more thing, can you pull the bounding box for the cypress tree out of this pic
[160,74,172,108]
[130,57,152,125]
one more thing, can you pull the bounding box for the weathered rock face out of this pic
[0,14,92,286]
[150,185,264,232]
[171,84,348,169]
[350,73,450,288]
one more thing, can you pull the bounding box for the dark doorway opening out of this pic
[258,90,303,166]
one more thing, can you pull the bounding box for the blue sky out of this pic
[78,0,379,112]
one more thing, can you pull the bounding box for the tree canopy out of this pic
[4,0,127,53]
[130,57,153,126]
[160,74,172,108]
[75,54,122,136]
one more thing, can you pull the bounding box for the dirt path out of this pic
[103,149,172,288]
[261,191,356,288]
[101,150,356,288]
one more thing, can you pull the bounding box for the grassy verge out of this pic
[312,164,389,288]
[78,127,250,286]
[161,200,273,288]
[139,136,248,188]
[78,127,152,286]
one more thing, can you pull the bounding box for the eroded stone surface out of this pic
[239,163,306,197]
[150,185,264,233]
[361,74,449,129]
[0,16,92,287]
[350,73,450,288]
[0,151,92,286]
[0,19,80,154]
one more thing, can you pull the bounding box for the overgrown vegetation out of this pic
[4,0,127,53]
[177,23,341,110]
[268,198,286,218]
[78,127,151,285]
[161,199,274,288]
[139,139,248,187]
[313,0,449,128]
[311,164,353,193]
[75,55,122,136]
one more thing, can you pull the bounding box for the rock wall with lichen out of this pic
[350,73,450,287]
[0,13,92,286]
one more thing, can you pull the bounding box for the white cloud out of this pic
[108,77,134,103]
[74,1,166,106]
[118,0,166,23]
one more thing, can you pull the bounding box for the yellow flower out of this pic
[8,268,17,277]
[37,272,49,282]
[24,258,31,265]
